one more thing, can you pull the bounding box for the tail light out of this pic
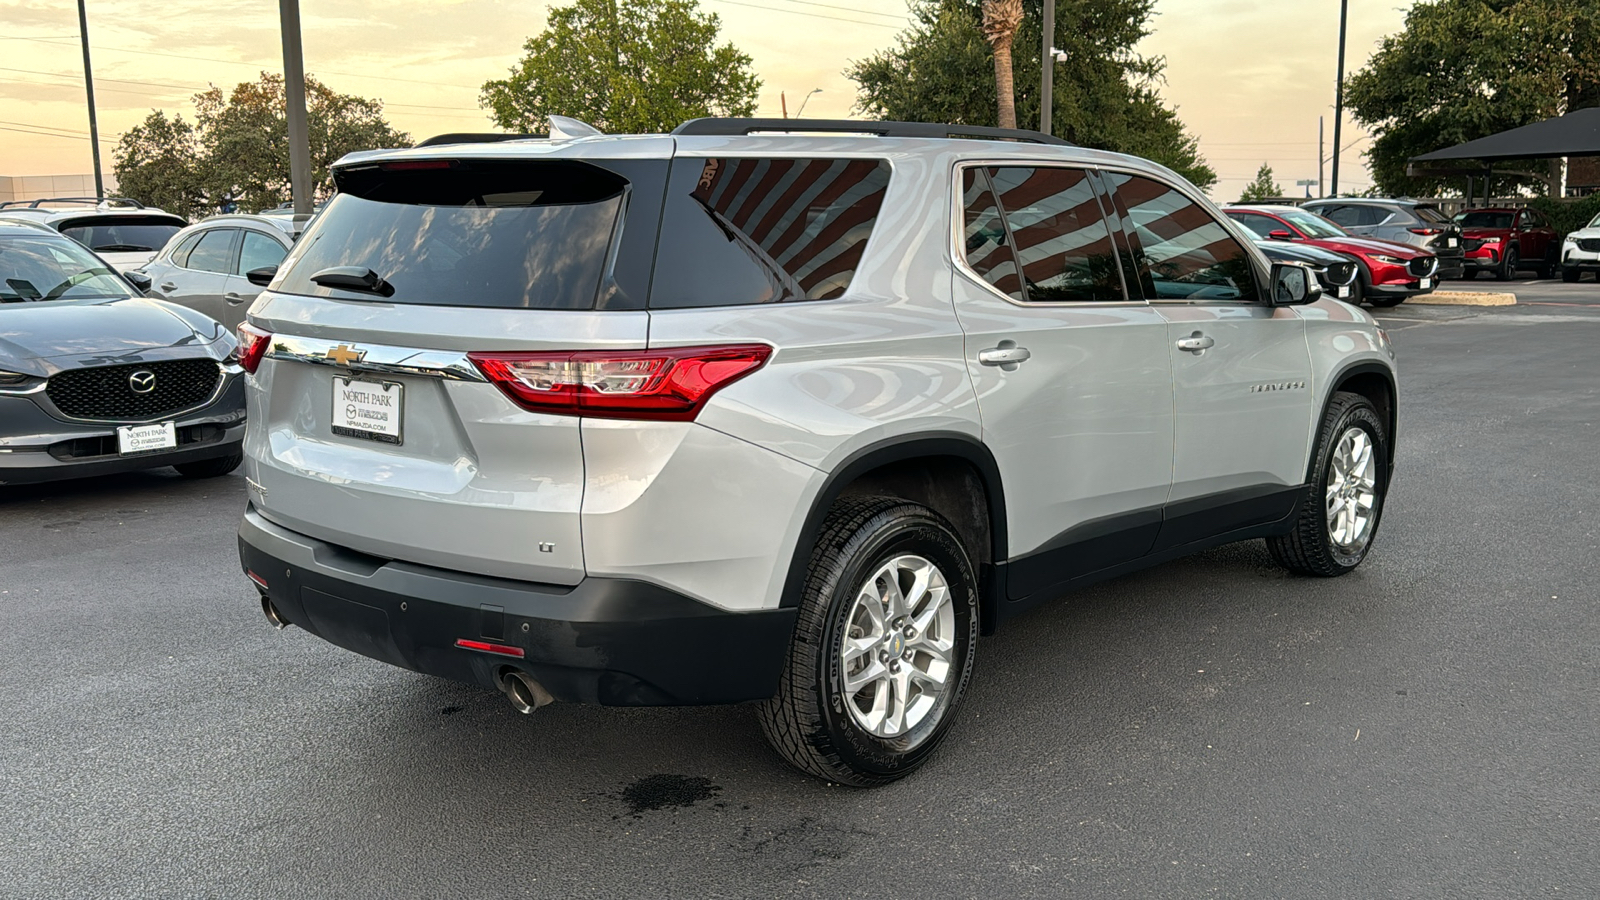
[236,323,273,374]
[468,344,773,421]
[1409,227,1442,236]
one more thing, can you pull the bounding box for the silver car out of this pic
[0,219,246,485]
[130,214,296,332]
[237,117,1399,786]
[0,197,187,273]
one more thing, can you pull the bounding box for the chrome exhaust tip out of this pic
[260,594,290,630]
[502,670,554,715]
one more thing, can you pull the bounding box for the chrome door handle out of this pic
[978,344,1031,367]
[225,292,245,305]
[1176,332,1215,353]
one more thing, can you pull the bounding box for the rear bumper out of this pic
[238,507,797,706]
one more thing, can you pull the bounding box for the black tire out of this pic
[1267,392,1389,577]
[174,451,242,479]
[1345,278,1364,305]
[1538,250,1557,279]
[758,497,979,787]
[1562,266,1581,283]
[1497,247,1518,281]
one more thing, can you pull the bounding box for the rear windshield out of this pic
[275,159,666,310]
[57,215,185,253]
[649,157,892,308]
[1414,205,1450,224]
[1456,211,1514,229]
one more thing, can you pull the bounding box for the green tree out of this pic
[112,73,409,216]
[110,111,207,220]
[1238,163,1282,202]
[1346,0,1600,197]
[481,0,760,134]
[849,0,1215,190]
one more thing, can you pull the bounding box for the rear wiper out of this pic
[309,266,395,297]
[92,244,155,252]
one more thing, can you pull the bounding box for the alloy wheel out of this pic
[1325,426,1379,552]
[838,554,956,743]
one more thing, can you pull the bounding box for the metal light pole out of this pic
[279,0,313,218]
[1040,0,1056,135]
[76,0,104,199]
[1330,0,1349,198]
[795,88,822,119]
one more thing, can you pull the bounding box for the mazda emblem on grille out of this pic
[128,370,157,394]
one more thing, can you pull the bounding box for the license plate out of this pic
[1448,238,1458,248]
[1419,277,1432,289]
[332,378,403,445]
[1337,286,1351,299]
[117,421,176,455]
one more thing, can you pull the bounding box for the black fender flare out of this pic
[778,432,1009,615]
[1310,359,1398,481]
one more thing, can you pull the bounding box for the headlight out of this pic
[1480,236,1501,243]
[1368,254,1404,265]
[0,370,29,387]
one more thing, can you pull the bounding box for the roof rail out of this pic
[7,196,146,209]
[415,132,545,148]
[673,117,1073,146]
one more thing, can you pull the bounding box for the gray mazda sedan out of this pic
[0,219,246,485]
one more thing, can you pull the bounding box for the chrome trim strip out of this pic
[265,334,488,383]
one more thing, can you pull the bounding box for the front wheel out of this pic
[1562,266,1581,283]
[1268,392,1389,577]
[1498,247,1519,281]
[759,497,978,786]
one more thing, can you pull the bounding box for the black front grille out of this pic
[1578,238,1600,252]
[46,359,221,421]
[1407,257,1436,278]
[1322,262,1357,287]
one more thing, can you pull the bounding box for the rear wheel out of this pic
[759,497,978,786]
[1268,392,1388,577]
[174,451,242,479]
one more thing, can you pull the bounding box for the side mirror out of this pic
[245,266,278,287]
[123,271,152,294]
[1270,263,1321,306]
[1267,230,1295,241]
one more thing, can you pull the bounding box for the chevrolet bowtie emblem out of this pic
[325,344,364,366]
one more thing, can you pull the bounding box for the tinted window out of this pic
[185,228,236,274]
[169,232,202,267]
[56,215,184,253]
[1109,173,1259,302]
[650,157,891,308]
[960,168,1024,300]
[1279,209,1348,239]
[986,166,1124,302]
[280,159,654,310]
[1228,212,1282,239]
[0,235,135,302]
[1458,211,1514,229]
[238,230,287,275]
[1414,205,1449,224]
[1318,204,1385,227]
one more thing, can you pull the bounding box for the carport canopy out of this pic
[1411,107,1600,162]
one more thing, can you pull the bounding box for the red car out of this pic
[1452,207,1560,280]
[1226,205,1439,307]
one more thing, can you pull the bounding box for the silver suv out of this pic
[236,118,1399,786]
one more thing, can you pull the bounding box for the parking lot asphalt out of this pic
[3,299,1598,900]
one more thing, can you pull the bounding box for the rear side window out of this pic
[649,157,891,308]
[168,232,202,267]
[959,168,1024,300]
[1107,172,1260,303]
[984,166,1125,303]
[185,228,237,274]
[238,230,287,275]
[276,159,666,310]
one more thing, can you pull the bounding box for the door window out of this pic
[237,230,288,275]
[1228,212,1283,239]
[959,169,1024,301]
[983,166,1126,303]
[1108,173,1260,303]
[184,228,237,274]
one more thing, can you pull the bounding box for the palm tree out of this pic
[981,0,1024,129]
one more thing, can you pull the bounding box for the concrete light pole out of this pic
[279,0,313,219]
[76,0,104,199]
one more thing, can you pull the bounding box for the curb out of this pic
[1407,291,1517,307]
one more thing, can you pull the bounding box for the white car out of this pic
[1559,212,1600,282]
[0,197,186,272]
